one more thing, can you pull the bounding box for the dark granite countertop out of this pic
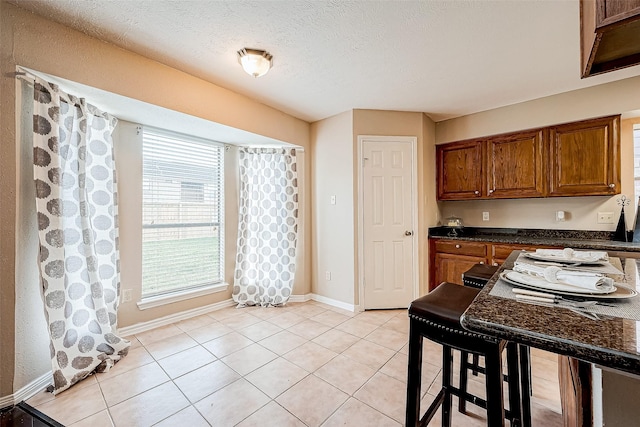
[429,226,640,252]
[461,251,640,376]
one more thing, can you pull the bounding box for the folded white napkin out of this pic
[513,262,615,292]
[534,248,608,262]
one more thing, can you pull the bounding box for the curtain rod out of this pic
[14,69,36,82]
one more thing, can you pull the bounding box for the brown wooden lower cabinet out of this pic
[429,238,592,424]
[430,239,487,289]
[559,356,592,427]
[433,252,487,287]
[428,238,558,291]
[490,243,556,266]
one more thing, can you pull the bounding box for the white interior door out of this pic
[361,137,416,309]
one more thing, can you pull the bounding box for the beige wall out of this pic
[352,110,437,298]
[114,122,237,326]
[436,76,640,231]
[115,122,309,326]
[310,109,437,307]
[293,150,312,297]
[14,78,50,395]
[1,1,310,397]
[1,0,18,398]
[310,111,355,304]
[422,115,438,294]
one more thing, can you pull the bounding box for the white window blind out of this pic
[142,128,224,298]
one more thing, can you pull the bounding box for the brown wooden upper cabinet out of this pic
[437,140,483,200]
[486,129,545,199]
[436,115,621,201]
[549,115,620,196]
[581,0,640,77]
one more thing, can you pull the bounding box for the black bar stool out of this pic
[405,282,523,427]
[462,264,532,427]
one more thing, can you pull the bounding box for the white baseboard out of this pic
[0,371,52,408]
[288,294,312,303]
[308,293,359,312]
[118,298,236,337]
[118,293,354,337]
[0,294,358,408]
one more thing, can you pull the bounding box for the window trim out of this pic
[137,282,229,310]
[140,126,225,299]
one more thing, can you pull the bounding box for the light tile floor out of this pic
[27,300,563,426]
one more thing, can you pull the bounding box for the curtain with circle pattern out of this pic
[32,77,130,394]
[232,148,299,307]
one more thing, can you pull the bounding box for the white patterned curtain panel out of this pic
[32,77,130,394]
[233,148,299,307]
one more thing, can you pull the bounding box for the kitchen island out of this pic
[461,250,640,426]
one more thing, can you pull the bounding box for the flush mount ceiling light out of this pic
[237,48,273,78]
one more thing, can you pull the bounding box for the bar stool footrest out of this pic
[420,388,445,427]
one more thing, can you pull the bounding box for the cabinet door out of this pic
[489,243,558,266]
[486,129,545,198]
[596,0,640,27]
[429,239,487,290]
[549,115,620,196]
[437,140,483,200]
[433,253,487,289]
[559,356,592,427]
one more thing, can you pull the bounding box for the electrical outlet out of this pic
[122,289,132,303]
[597,212,614,224]
[325,271,331,281]
[330,195,336,205]
[556,211,566,222]
[482,212,490,221]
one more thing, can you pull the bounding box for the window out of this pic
[142,128,224,298]
[181,181,205,203]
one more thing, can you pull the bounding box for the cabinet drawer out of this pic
[434,240,487,257]
[492,244,534,260]
[490,243,559,266]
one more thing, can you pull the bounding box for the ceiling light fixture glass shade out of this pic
[237,48,273,78]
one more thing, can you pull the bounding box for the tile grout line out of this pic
[31,302,563,426]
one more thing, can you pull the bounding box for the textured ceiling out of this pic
[10,0,640,123]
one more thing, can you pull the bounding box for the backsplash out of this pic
[438,196,639,232]
[429,226,615,241]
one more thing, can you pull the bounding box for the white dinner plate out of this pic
[500,271,638,299]
[523,252,608,265]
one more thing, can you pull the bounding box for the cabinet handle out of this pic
[455,244,461,249]
[488,189,494,194]
[474,190,480,195]
[493,262,499,266]
[479,261,485,264]
[609,183,615,189]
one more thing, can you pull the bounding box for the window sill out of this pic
[137,282,229,310]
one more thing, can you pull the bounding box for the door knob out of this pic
[404,231,413,236]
